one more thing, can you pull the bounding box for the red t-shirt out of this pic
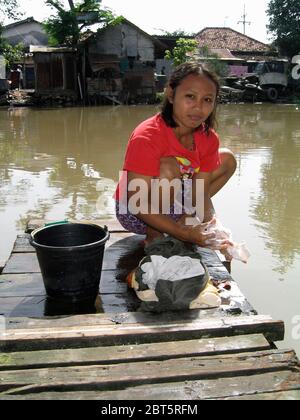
[115,114,220,200]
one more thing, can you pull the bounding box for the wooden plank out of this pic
[224,390,300,400]
[0,334,271,371]
[4,308,233,331]
[1,370,300,400]
[15,231,232,282]
[0,271,128,298]
[198,247,232,282]
[11,235,35,253]
[1,233,253,317]
[2,253,40,275]
[5,234,240,291]
[0,273,46,297]
[3,233,145,274]
[0,349,296,394]
[3,310,276,331]
[0,292,139,318]
[0,315,285,351]
[0,297,46,318]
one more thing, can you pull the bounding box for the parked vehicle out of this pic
[252,59,289,102]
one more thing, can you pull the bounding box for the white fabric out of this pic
[141,255,205,290]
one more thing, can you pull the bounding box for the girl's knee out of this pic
[160,157,181,180]
[219,148,237,174]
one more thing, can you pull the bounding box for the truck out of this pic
[252,59,289,102]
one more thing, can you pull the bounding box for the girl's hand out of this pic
[188,219,233,250]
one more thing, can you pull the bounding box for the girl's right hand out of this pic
[187,220,232,250]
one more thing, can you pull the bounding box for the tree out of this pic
[0,1,24,68]
[44,0,120,46]
[0,0,23,20]
[165,38,198,66]
[159,29,195,37]
[0,38,24,67]
[267,0,300,57]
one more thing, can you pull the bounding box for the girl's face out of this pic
[168,74,217,131]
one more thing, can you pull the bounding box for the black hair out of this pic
[161,62,219,134]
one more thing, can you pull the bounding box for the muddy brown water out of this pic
[0,103,299,355]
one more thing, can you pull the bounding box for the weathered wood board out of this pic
[0,314,285,352]
[0,221,254,317]
[0,219,299,400]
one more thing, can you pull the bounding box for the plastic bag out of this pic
[202,217,251,264]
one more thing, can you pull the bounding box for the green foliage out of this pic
[0,0,24,67]
[159,29,195,37]
[165,38,198,66]
[44,0,118,46]
[0,0,23,20]
[0,24,24,67]
[267,0,300,57]
[0,41,25,67]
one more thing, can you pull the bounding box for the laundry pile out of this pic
[127,237,221,312]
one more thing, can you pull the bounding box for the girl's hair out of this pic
[161,62,219,134]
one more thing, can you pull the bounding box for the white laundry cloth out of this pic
[141,255,205,290]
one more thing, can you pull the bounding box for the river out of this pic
[0,103,300,355]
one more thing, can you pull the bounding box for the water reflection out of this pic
[218,105,300,274]
[0,104,300,276]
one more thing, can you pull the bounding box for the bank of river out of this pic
[0,103,299,355]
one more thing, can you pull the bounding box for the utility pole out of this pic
[238,4,251,34]
[67,0,75,9]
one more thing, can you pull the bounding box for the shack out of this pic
[83,19,166,104]
[30,46,78,102]
[3,17,49,90]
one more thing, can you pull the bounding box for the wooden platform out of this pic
[0,219,300,400]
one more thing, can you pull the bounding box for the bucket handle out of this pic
[44,220,69,227]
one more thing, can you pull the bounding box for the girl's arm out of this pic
[126,171,217,247]
[192,171,216,223]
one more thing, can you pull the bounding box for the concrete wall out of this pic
[3,22,48,47]
[90,23,154,62]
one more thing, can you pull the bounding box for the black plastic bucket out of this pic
[30,222,110,303]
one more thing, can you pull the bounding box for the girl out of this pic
[115,62,236,249]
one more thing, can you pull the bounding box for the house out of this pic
[83,19,167,103]
[30,46,77,99]
[195,27,277,75]
[3,17,48,48]
[3,17,49,89]
[153,35,194,78]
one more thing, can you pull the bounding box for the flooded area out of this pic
[0,103,300,355]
